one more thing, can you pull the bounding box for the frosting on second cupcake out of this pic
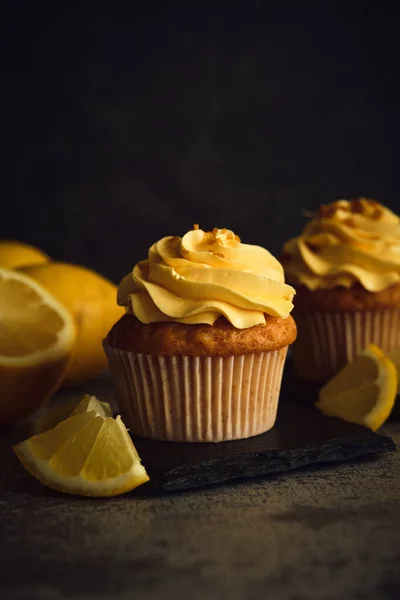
[282,198,400,292]
[118,226,295,328]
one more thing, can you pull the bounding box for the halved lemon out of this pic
[33,393,113,435]
[0,267,76,425]
[14,411,149,497]
[316,344,397,430]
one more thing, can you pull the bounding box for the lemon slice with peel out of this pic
[0,267,76,425]
[14,411,149,497]
[316,344,397,430]
[33,394,113,435]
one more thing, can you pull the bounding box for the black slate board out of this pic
[133,399,396,492]
[3,368,397,495]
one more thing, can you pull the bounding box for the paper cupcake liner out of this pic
[103,343,288,442]
[292,309,400,382]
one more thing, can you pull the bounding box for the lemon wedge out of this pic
[387,348,400,391]
[14,411,149,497]
[69,394,113,418]
[33,394,113,435]
[0,267,76,425]
[316,344,397,430]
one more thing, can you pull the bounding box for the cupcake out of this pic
[281,198,400,382]
[104,226,296,442]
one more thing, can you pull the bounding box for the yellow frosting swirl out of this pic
[283,198,400,292]
[118,227,295,328]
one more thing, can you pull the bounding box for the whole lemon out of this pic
[20,262,124,386]
[0,240,50,269]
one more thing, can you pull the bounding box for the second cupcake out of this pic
[282,198,400,382]
[104,226,296,442]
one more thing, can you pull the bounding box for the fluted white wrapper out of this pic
[104,343,288,442]
[292,309,400,382]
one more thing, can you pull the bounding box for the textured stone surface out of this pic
[1,395,400,599]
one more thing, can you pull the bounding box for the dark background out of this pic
[3,2,400,284]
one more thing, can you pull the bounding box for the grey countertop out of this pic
[1,401,400,600]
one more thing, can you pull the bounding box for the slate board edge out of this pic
[154,432,397,492]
